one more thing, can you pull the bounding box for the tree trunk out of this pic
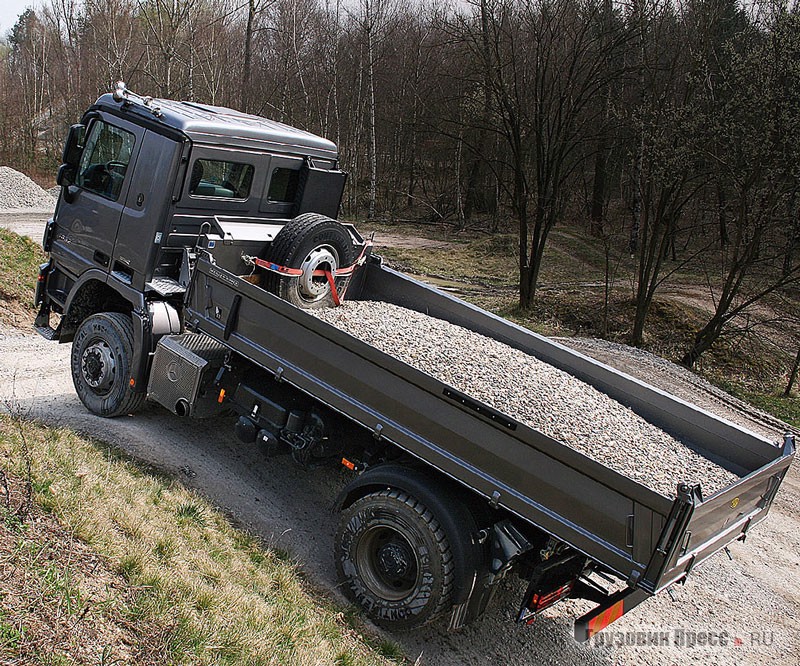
[241,0,255,113]
[682,317,726,368]
[455,129,465,230]
[464,4,493,222]
[785,347,800,397]
[629,0,645,254]
[717,182,728,247]
[590,136,607,237]
[591,0,613,238]
[366,0,377,220]
[517,174,530,309]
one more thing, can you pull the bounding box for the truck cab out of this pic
[36,85,354,396]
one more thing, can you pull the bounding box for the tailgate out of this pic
[641,436,794,593]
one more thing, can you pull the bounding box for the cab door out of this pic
[52,114,144,281]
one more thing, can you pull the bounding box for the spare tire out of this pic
[265,213,356,309]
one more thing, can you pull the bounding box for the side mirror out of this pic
[56,164,79,203]
[56,163,75,187]
[62,185,80,204]
[62,123,85,169]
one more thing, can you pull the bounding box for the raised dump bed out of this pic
[184,249,794,607]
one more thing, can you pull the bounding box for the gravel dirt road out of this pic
[1,215,798,665]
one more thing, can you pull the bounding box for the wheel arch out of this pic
[336,463,488,606]
[60,273,179,393]
[60,272,141,342]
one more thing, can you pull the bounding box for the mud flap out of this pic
[574,586,650,641]
[130,309,151,393]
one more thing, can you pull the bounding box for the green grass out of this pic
[0,227,44,306]
[720,386,800,430]
[0,226,46,328]
[0,613,23,650]
[0,414,396,665]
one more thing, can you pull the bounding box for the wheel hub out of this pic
[82,341,116,393]
[356,525,420,600]
[298,245,338,301]
[376,542,412,579]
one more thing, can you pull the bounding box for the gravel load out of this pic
[557,336,786,441]
[0,166,58,210]
[314,300,740,497]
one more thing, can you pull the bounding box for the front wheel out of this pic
[70,312,145,417]
[335,489,455,630]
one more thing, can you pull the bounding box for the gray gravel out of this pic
[557,336,789,441]
[0,166,58,210]
[314,300,739,497]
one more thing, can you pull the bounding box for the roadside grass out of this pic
[0,466,168,664]
[0,227,45,327]
[717,387,800,430]
[0,223,399,663]
[0,414,398,665]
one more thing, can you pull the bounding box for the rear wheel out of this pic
[335,489,455,630]
[70,312,145,417]
[265,213,356,309]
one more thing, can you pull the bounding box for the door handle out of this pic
[93,250,110,267]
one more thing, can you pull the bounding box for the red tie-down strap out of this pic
[241,239,372,306]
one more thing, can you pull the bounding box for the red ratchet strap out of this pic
[243,240,372,306]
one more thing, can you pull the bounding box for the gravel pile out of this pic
[557,336,786,441]
[314,300,740,497]
[0,166,58,210]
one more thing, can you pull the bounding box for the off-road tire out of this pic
[335,489,455,631]
[265,213,356,309]
[70,312,145,417]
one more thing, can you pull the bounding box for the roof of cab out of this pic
[91,93,338,158]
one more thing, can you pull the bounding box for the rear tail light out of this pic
[518,580,574,624]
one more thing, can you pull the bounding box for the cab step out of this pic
[34,324,59,340]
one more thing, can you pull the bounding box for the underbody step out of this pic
[34,325,58,340]
[146,277,186,296]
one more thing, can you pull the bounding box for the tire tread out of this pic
[104,312,146,416]
[71,312,145,417]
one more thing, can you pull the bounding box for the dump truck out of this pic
[34,84,795,640]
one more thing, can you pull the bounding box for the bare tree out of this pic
[681,7,800,367]
[458,0,631,308]
[137,0,199,97]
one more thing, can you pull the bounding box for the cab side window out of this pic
[189,159,254,199]
[76,121,136,201]
[267,167,299,202]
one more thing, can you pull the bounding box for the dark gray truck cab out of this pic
[35,87,795,641]
[37,89,346,380]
